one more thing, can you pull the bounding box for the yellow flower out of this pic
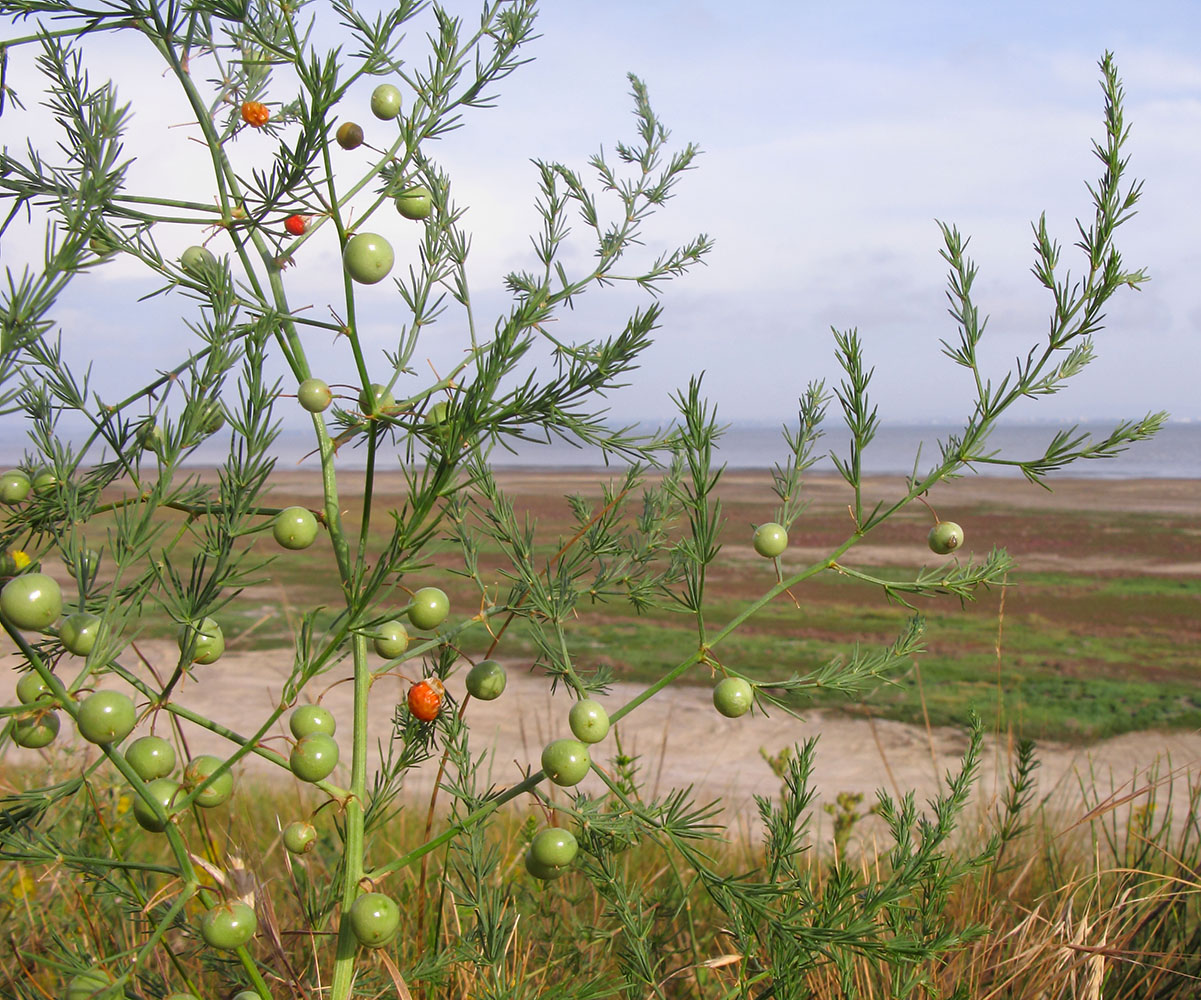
[7,868,37,900]
[0,549,30,576]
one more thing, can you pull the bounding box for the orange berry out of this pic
[241,100,270,128]
[407,678,444,722]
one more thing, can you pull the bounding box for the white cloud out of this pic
[2,0,1198,430]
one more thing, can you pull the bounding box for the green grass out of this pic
[129,557,1199,742]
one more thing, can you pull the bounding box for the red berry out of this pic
[284,214,308,237]
[407,678,444,722]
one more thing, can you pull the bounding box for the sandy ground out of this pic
[5,640,1200,841]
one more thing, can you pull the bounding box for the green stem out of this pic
[355,426,380,580]
[0,21,140,47]
[328,631,371,1000]
[0,851,176,874]
[128,888,194,977]
[110,192,226,212]
[366,773,542,882]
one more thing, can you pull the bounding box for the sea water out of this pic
[1,421,1197,479]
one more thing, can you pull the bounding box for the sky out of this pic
[3,0,1200,436]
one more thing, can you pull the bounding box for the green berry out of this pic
[464,659,506,701]
[395,185,432,220]
[752,521,788,558]
[347,891,400,948]
[32,469,60,493]
[181,245,216,276]
[524,847,567,881]
[60,612,101,656]
[928,521,964,555]
[13,710,60,748]
[712,676,753,719]
[1,572,63,631]
[344,234,395,285]
[290,733,339,783]
[289,704,336,739]
[132,778,179,833]
[283,820,317,855]
[273,506,319,550]
[126,735,176,780]
[568,699,609,744]
[67,969,116,1000]
[540,738,590,787]
[372,619,409,659]
[297,377,332,413]
[136,420,163,454]
[407,587,449,631]
[424,399,451,440]
[183,754,234,807]
[189,398,225,438]
[200,900,257,951]
[76,690,137,744]
[530,827,578,868]
[358,382,396,414]
[370,83,403,120]
[178,617,224,664]
[0,470,31,504]
[15,671,52,704]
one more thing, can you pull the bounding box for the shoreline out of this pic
[244,467,1201,523]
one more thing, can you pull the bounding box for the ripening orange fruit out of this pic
[241,101,270,128]
[407,678,444,721]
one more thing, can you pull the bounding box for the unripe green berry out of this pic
[60,612,101,656]
[297,377,333,413]
[183,754,234,808]
[283,820,317,855]
[752,521,788,558]
[372,619,409,659]
[15,671,52,704]
[133,778,180,833]
[465,659,506,700]
[928,520,964,555]
[568,699,609,744]
[712,676,753,719]
[273,506,320,550]
[541,738,590,787]
[13,710,60,748]
[77,690,137,744]
[530,826,578,868]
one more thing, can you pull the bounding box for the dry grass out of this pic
[3,739,1199,999]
